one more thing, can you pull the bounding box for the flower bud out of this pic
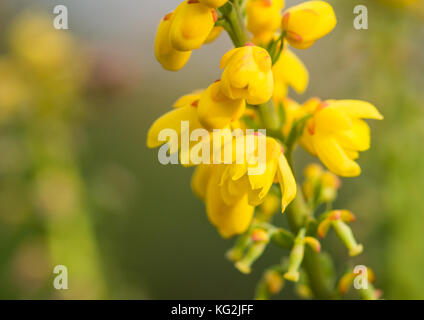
[332,220,363,257]
[169,0,218,51]
[220,44,273,105]
[155,13,192,71]
[282,1,337,49]
[321,171,341,203]
[304,163,323,181]
[198,80,246,130]
[235,241,268,274]
[284,228,306,282]
[251,228,270,242]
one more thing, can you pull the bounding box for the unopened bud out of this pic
[332,220,363,257]
[235,242,268,274]
[251,228,269,242]
[304,163,323,181]
[284,229,306,282]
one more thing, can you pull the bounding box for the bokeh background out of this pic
[0,0,423,299]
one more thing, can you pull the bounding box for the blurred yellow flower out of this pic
[10,13,76,72]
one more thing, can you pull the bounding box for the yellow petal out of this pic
[315,105,353,133]
[330,100,383,120]
[206,166,254,238]
[204,26,223,44]
[336,119,371,152]
[220,45,273,105]
[173,90,204,108]
[312,133,361,177]
[191,164,213,200]
[273,49,309,99]
[246,0,284,35]
[155,13,192,71]
[198,80,246,130]
[282,1,337,49]
[246,137,281,205]
[277,153,297,212]
[169,1,217,51]
[147,105,201,149]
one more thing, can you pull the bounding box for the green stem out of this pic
[223,0,250,47]
[222,0,336,300]
[258,101,281,133]
[285,156,336,299]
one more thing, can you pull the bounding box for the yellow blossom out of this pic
[198,80,246,130]
[169,0,218,51]
[220,45,274,105]
[246,0,285,40]
[204,26,224,44]
[221,136,296,211]
[300,99,383,177]
[272,48,309,101]
[10,13,76,72]
[190,135,296,238]
[155,13,192,71]
[203,164,255,238]
[147,91,205,157]
[282,1,337,49]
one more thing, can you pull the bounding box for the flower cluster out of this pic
[148,0,383,299]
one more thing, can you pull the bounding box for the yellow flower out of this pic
[282,1,337,49]
[169,0,218,51]
[10,13,76,72]
[191,135,296,238]
[220,45,274,105]
[204,164,255,238]
[272,48,309,101]
[155,13,192,71]
[300,99,383,177]
[246,0,285,38]
[198,80,246,130]
[204,26,224,44]
[199,0,229,8]
[219,135,296,211]
[147,91,205,158]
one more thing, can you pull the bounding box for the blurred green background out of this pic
[0,0,423,299]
